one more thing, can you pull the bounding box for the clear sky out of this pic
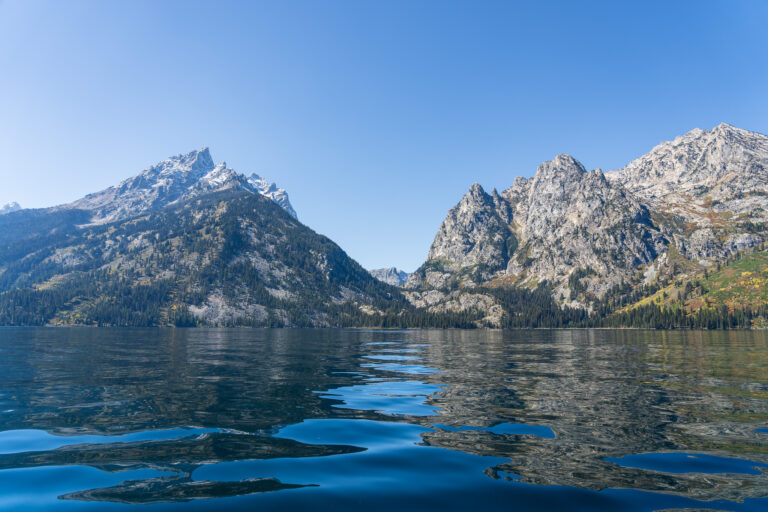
[1,1,766,272]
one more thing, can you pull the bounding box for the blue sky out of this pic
[0,0,766,271]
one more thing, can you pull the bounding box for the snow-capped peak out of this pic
[65,149,297,223]
[0,202,21,215]
[247,173,297,219]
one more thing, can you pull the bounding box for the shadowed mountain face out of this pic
[0,328,766,508]
[407,124,768,324]
[0,151,403,327]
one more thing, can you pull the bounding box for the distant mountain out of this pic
[66,148,297,223]
[370,267,410,286]
[0,202,21,215]
[406,123,768,327]
[0,150,404,327]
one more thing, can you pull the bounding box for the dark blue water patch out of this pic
[316,381,442,416]
[360,362,441,375]
[757,428,768,433]
[606,452,768,475]
[0,428,223,454]
[0,465,170,509]
[433,423,555,438]
[200,418,512,494]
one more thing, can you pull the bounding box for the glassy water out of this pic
[0,328,766,511]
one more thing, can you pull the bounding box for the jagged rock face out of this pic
[505,155,667,297]
[0,202,21,215]
[66,148,297,223]
[406,183,515,291]
[411,123,768,316]
[607,123,768,260]
[411,155,667,302]
[426,183,513,272]
[68,148,216,223]
[248,174,297,219]
[608,123,768,206]
[369,267,410,286]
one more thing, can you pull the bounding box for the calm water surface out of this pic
[0,328,766,511]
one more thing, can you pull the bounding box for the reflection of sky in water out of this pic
[0,427,223,454]
[606,452,768,475]
[316,381,442,416]
[361,362,441,374]
[432,423,555,438]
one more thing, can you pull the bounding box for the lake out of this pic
[0,328,766,511]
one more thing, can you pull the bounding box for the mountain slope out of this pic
[0,153,403,327]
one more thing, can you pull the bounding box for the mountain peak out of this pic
[168,147,214,174]
[0,202,21,215]
[66,148,297,223]
[534,154,586,184]
[467,182,487,198]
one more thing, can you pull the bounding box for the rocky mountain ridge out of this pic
[407,123,768,325]
[66,148,297,223]
[370,267,410,286]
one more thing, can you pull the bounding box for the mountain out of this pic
[407,124,768,327]
[0,202,21,215]
[0,150,405,327]
[3,125,768,329]
[370,267,410,286]
[606,123,768,261]
[66,148,297,223]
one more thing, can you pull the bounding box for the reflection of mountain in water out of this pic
[0,328,766,507]
[408,330,768,502]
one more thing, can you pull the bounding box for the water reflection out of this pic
[0,328,766,510]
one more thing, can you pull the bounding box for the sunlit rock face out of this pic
[67,148,297,223]
[606,123,768,261]
[408,124,768,322]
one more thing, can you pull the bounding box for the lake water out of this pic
[0,328,767,511]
